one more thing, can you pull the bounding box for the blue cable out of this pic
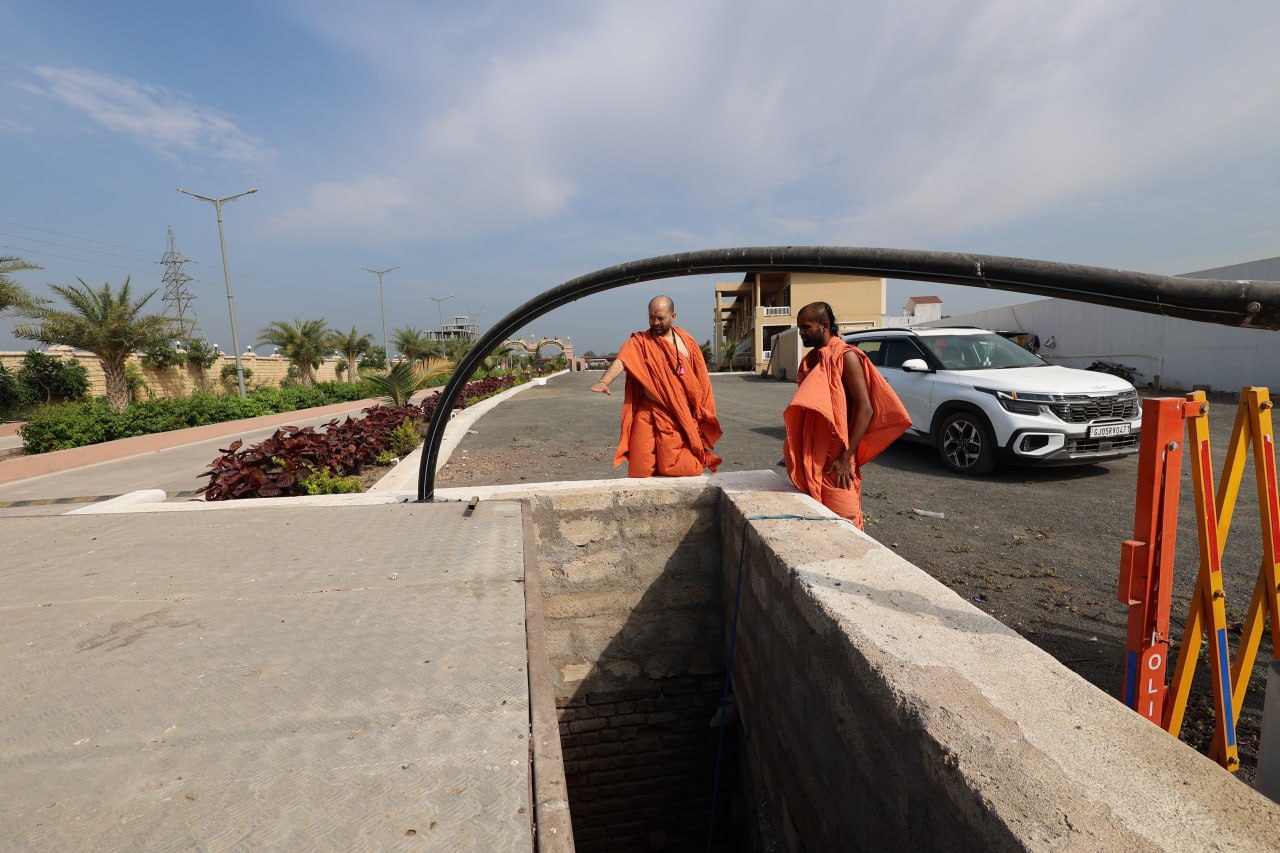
[706,513,849,851]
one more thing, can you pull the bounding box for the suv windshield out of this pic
[920,333,1046,370]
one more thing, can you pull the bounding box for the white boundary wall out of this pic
[926,298,1280,393]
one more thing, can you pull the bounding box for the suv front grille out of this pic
[1048,390,1139,424]
[1067,434,1140,454]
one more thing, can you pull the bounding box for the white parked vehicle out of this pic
[842,326,1142,475]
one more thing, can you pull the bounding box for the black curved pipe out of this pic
[418,245,1280,500]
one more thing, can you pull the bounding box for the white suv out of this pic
[843,326,1142,475]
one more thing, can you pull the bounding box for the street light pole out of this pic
[427,295,454,338]
[362,265,401,362]
[177,187,258,398]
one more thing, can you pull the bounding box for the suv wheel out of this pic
[937,411,997,475]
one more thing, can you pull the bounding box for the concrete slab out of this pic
[0,502,533,851]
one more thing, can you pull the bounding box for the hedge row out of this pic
[18,381,381,454]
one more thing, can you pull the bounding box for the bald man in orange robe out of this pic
[784,302,911,528]
[591,296,723,477]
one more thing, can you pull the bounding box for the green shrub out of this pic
[125,363,151,401]
[18,376,389,454]
[0,362,37,410]
[183,338,219,371]
[18,351,89,404]
[19,400,116,452]
[388,418,421,457]
[220,362,252,390]
[141,341,185,370]
[374,449,398,465]
[299,466,363,495]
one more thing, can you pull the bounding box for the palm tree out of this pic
[359,358,453,406]
[474,355,502,379]
[257,319,331,386]
[330,326,373,384]
[436,337,472,363]
[392,326,434,365]
[0,256,43,316]
[13,277,176,410]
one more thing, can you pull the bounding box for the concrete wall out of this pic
[790,273,885,332]
[926,299,1280,393]
[0,348,346,399]
[767,327,802,381]
[720,484,1280,851]
[436,473,1280,851]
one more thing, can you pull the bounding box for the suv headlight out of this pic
[977,387,1050,416]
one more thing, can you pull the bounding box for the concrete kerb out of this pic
[73,469,793,515]
[71,372,578,513]
[369,370,569,494]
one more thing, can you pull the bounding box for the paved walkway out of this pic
[0,395,435,513]
[1,501,534,850]
[0,377,584,849]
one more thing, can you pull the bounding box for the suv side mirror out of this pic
[901,358,930,373]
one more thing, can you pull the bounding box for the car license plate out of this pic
[1089,422,1131,438]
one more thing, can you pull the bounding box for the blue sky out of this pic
[2,1,1278,356]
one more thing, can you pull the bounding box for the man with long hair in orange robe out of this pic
[591,295,723,477]
[784,302,911,528]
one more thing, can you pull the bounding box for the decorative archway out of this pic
[499,336,574,364]
[419,245,1280,500]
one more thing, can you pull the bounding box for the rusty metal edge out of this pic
[521,498,576,852]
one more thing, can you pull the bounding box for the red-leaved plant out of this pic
[197,376,519,500]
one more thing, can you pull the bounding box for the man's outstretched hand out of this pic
[591,381,612,395]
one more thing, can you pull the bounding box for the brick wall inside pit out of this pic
[529,485,732,851]
[555,677,726,850]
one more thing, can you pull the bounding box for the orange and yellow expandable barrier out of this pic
[1119,387,1280,771]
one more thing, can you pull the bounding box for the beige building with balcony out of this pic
[712,272,886,371]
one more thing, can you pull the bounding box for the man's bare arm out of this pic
[826,350,874,488]
[591,358,626,395]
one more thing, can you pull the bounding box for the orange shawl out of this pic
[784,337,911,506]
[613,327,723,474]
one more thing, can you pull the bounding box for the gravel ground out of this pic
[440,370,1273,781]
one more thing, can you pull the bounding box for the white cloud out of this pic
[831,1,1280,243]
[25,66,275,166]
[268,0,1280,250]
[0,118,35,134]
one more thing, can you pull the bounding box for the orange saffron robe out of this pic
[613,328,723,477]
[783,337,911,528]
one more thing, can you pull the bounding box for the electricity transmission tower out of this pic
[158,225,198,336]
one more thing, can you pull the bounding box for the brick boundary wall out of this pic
[0,348,345,400]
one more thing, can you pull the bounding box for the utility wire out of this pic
[0,230,156,265]
[0,217,160,256]
[1,216,400,324]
